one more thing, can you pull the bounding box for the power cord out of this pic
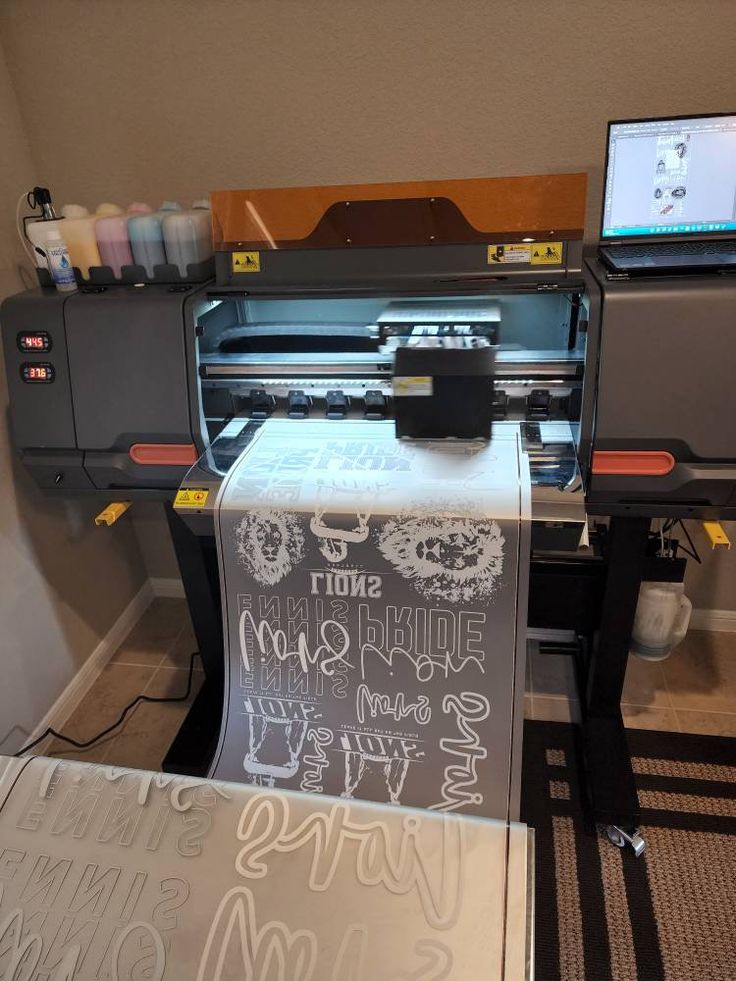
[14,651,200,757]
[648,518,702,565]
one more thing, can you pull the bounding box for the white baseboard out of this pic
[150,577,185,599]
[690,608,736,632]
[22,581,155,755]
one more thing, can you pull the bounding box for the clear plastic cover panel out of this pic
[199,292,582,356]
[196,290,586,447]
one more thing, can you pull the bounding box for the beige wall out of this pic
[1,0,735,610]
[679,523,736,612]
[0,37,147,754]
[132,502,179,582]
[3,0,736,232]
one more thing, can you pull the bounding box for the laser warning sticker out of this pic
[487,243,532,264]
[530,242,563,265]
[232,250,261,273]
[175,487,210,508]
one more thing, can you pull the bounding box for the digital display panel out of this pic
[17,331,52,352]
[20,362,55,384]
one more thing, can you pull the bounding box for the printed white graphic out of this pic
[239,609,352,677]
[377,514,504,603]
[429,692,491,813]
[197,887,451,981]
[46,762,232,811]
[110,922,166,981]
[196,886,317,981]
[0,894,165,981]
[235,509,304,585]
[358,605,486,682]
[356,683,432,726]
[342,752,409,805]
[214,423,526,818]
[393,940,453,981]
[235,796,464,930]
[339,732,424,804]
[243,713,310,782]
[330,925,369,981]
[310,508,370,564]
[300,726,334,793]
[309,570,382,598]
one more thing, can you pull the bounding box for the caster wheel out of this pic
[604,825,647,857]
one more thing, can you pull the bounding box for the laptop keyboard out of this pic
[611,240,736,258]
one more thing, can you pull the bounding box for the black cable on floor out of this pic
[14,651,200,757]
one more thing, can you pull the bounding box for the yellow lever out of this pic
[702,521,731,550]
[95,502,132,527]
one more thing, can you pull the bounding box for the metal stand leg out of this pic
[162,505,224,776]
[164,503,223,680]
[580,515,650,855]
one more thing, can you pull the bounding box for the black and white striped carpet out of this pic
[521,721,736,981]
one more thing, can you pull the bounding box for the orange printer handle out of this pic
[591,451,676,476]
[129,443,198,466]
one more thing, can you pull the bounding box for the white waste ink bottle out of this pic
[44,228,77,293]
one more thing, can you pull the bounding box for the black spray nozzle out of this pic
[28,186,58,220]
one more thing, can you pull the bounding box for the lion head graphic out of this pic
[235,509,305,585]
[377,512,505,603]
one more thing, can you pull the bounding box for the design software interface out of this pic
[602,115,736,237]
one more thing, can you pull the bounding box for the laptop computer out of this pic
[598,112,736,274]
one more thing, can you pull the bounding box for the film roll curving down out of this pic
[210,419,531,822]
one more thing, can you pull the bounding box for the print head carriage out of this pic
[234,505,506,603]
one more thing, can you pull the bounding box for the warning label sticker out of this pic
[174,488,210,508]
[232,251,261,273]
[393,376,433,397]
[487,243,532,264]
[530,242,563,265]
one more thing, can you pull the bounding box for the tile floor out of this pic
[46,598,203,769]
[44,598,736,772]
[528,628,736,736]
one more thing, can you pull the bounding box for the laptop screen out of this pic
[601,114,736,239]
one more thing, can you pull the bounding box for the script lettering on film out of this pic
[356,684,431,726]
[234,795,464,930]
[429,692,491,813]
[196,886,454,981]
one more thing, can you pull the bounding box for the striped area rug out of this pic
[521,721,736,981]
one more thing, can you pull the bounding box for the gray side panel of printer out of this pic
[62,285,211,490]
[591,263,736,458]
[586,259,736,514]
[1,290,76,450]
[0,289,94,489]
[64,287,192,449]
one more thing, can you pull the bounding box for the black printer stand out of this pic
[576,516,651,849]
[166,497,654,852]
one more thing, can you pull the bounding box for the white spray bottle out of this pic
[45,228,77,293]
